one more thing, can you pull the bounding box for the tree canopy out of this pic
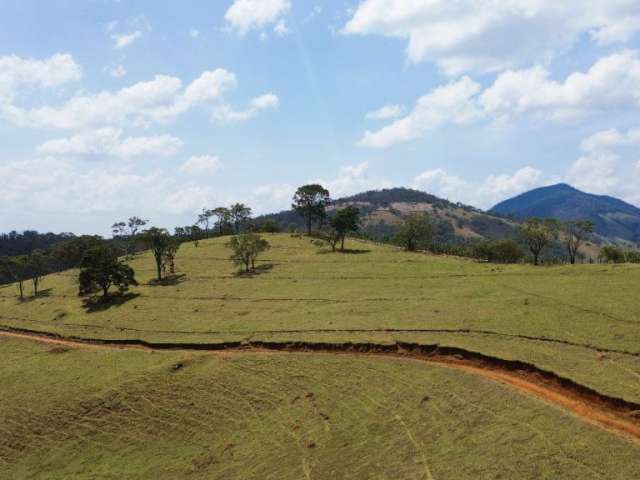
[292,184,331,235]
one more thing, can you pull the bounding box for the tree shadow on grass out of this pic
[19,288,53,303]
[147,273,187,287]
[233,263,275,278]
[82,292,140,313]
[339,249,370,255]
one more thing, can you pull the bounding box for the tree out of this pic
[141,228,177,281]
[212,207,232,235]
[292,184,331,235]
[1,256,29,299]
[473,240,524,264]
[230,203,252,234]
[226,233,270,272]
[330,206,360,250]
[520,218,559,265]
[397,213,433,251]
[197,208,214,238]
[78,244,137,298]
[564,220,595,264]
[26,250,48,296]
[598,245,626,263]
[261,219,281,234]
[112,216,148,257]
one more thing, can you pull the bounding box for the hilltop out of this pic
[262,187,519,244]
[491,183,640,244]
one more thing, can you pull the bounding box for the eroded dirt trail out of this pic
[1,326,639,444]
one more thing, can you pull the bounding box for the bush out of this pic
[473,240,524,264]
[598,245,626,263]
[625,251,640,263]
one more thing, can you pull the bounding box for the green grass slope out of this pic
[2,337,639,480]
[1,234,639,402]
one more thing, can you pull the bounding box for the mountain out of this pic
[490,183,640,244]
[261,188,520,244]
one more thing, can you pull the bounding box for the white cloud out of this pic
[366,104,404,120]
[413,166,545,208]
[358,77,482,148]
[36,128,183,159]
[108,65,127,78]
[211,92,279,122]
[190,29,200,38]
[342,0,640,75]
[580,127,640,151]
[314,161,391,198]
[359,51,640,148]
[225,0,291,36]
[179,155,223,174]
[480,51,640,121]
[567,127,640,204]
[0,53,81,102]
[112,31,142,49]
[3,69,239,129]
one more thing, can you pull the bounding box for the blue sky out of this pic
[2,0,640,235]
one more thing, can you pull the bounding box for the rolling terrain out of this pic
[1,234,640,478]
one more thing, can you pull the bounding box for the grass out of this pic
[1,233,639,401]
[2,337,640,480]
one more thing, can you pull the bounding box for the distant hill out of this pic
[261,188,520,244]
[490,183,640,244]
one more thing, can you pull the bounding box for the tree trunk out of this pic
[103,285,109,298]
[341,235,345,251]
[156,260,162,281]
[533,252,539,266]
[306,216,312,236]
[18,281,24,300]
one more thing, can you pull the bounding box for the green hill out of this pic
[491,183,640,244]
[1,234,640,478]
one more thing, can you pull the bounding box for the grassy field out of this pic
[1,234,639,402]
[2,337,640,480]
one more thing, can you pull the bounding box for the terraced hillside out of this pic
[1,234,639,478]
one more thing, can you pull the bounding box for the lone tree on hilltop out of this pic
[330,206,360,250]
[563,220,594,264]
[520,218,559,265]
[397,213,433,251]
[78,244,137,298]
[226,233,270,272]
[292,184,331,236]
[141,228,180,282]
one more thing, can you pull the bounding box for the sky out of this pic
[2,0,640,235]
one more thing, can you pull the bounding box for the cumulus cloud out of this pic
[342,0,640,75]
[211,93,279,122]
[225,0,291,36]
[366,104,404,120]
[359,51,640,148]
[358,77,482,148]
[2,68,240,129]
[413,166,545,208]
[0,53,81,102]
[567,126,640,204]
[179,155,223,174]
[36,128,183,159]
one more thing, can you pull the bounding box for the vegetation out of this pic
[396,213,433,251]
[226,233,270,272]
[327,206,360,251]
[564,220,595,264]
[140,228,180,281]
[78,244,137,298]
[292,184,331,235]
[0,230,75,257]
[473,239,525,264]
[520,218,559,265]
